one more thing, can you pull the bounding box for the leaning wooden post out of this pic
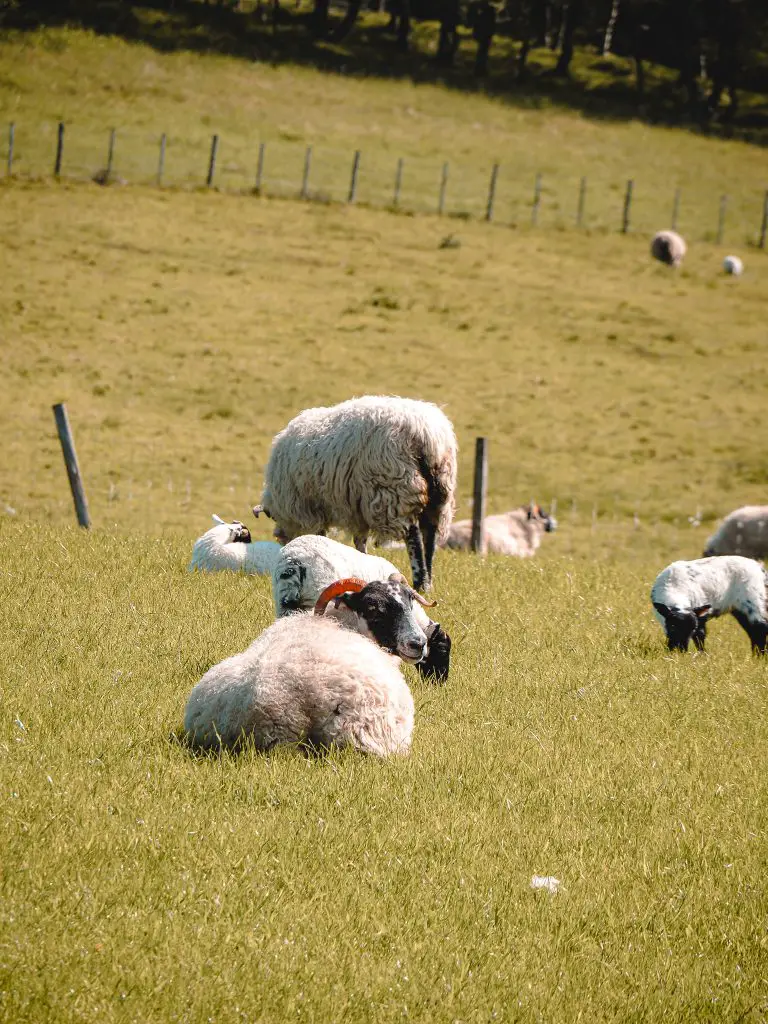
[52,403,91,529]
[54,121,64,177]
[206,134,219,188]
[621,178,633,233]
[348,149,361,203]
[105,128,116,181]
[716,194,728,245]
[7,122,14,176]
[470,437,488,555]
[393,157,404,207]
[300,145,312,199]
[485,163,499,222]
[438,161,449,215]
[157,132,167,187]
[576,176,587,227]
[531,172,542,226]
[759,190,768,250]
[671,187,681,232]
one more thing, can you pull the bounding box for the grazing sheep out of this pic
[723,255,744,276]
[651,556,768,653]
[188,515,282,576]
[440,503,557,557]
[704,506,768,560]
[651,230,687,267]
[253,395,458,592]
[272,534,452,681]
[184,576,432,755]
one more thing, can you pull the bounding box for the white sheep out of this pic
[184,575,434,755]
[440,503,557,557]
[272,534,452,681]
[723,255,744,276]
[253,395,458,592]
[651,230,687,267]
[651,555,768,653]
[188,515,282,576]
[704,506,768,560]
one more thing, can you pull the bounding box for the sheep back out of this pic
[442,510,545,557]
[184,615,414,756]
[651,230,687,267]
[704,506,768,559]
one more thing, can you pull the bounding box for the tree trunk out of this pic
[517,33,532,81]
[330,0,362,40]
[437,0,461,67]
[312,0,329,34]
[554,0,581,75]
[396,0,411,50]
[601,0,619,56]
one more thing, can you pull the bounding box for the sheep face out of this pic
[229,521,252,544]
[653,602,709,652]
[337,579,430,664]
[528,504,557,532]
[417,622,451,683]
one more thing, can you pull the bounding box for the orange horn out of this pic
[313,577,368,616]
[410,590,438,609]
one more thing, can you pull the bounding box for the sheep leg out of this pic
[732,610,768,654]
[353,534,368,553]
[405,523,429,592]
[419,513,438,584]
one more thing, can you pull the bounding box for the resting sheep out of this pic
[440,503,557,557]
[651,556,768,654]
[651,230,687,268]
[272,534,452,681]
[188,515,282,576]
[184,576,431,756]
[703,506,768,560]
[253,395,458,592]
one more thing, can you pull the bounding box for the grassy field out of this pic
[1,23,768,1023]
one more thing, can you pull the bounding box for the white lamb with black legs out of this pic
[272,534,452,682]
[253,395,458,593]
[188,515,282,576]
[651,556,768,654]
[184,576,429,756]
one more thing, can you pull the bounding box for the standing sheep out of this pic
[703,506,768,560]
[253,395,458,592]
[440,503,557,557]
[188,515,282,575]
[651,556,768,654]
[651,230,687,267]
[184,576,432,756]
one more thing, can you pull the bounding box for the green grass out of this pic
[2,522,767,1022]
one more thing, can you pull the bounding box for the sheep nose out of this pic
[404,638,427,659]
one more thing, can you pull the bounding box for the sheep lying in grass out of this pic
[703,506,768,560]
[651,230,687,267]
[184,576,431,756]
[253,395,458,592]
[272,534,452,681]
[188,515,282,576]
[440,503,557,557]
[651,556,768,653]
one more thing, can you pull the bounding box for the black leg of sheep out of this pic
[406,523,429,592]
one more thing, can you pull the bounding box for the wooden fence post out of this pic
[206,134,219,188]
[438,162,449,215]
[531,172,542,226]
[671,187,681,232]
[52,403,91,529]
[255,141,266,193]
[485,163,499,222]
[393,157,404,207]
[470,437,488,555]
[301,145,312,199]
[621,179,633,233]
[7,122,14,176]
[54,121,64,177]
[157,132,167,187]
[716,194,728,245]
[105,128,116,181]
[348,149,361,203]
[759,190,768,250]
[576,175,587,227]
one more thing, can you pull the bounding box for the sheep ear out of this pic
[388,572,409,585]
[212,514,226,525]
[694,605,711,618]
[653,602,670,618]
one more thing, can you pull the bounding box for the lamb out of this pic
[651,556,768,654]
[272,534,452,681]
[188,515,282,576]
[651,230,687,267]
[440,503,557,557]
[183,575,435,756]
[703,506,768,560]
[253,395,458,593]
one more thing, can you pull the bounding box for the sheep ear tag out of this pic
[694,605,711,618]
[314,578,368,616]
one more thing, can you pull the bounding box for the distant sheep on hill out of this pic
[651,230,687,267]
[253,395,458,592]
[440,503,557,558]
[704,506,768,560]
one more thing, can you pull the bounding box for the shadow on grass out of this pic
[4,0,768,145]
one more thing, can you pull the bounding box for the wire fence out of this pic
[5,119,768,247]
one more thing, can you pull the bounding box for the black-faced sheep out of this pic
[440,503,557,557]
[651,556,768,654]
[253,395,458,593]
[651,230,687,267]
[703,506,768,560]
